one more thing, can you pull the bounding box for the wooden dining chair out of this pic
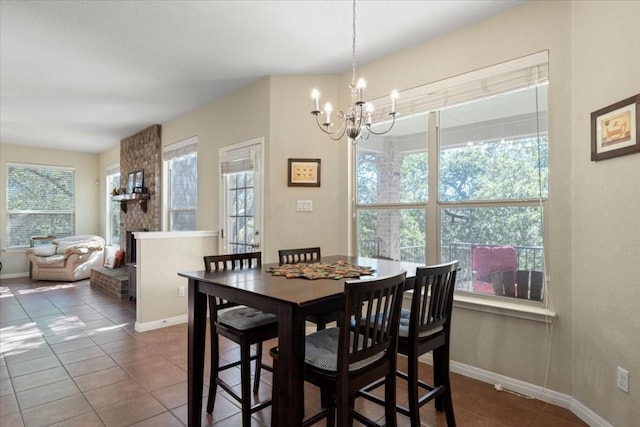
[278,247,340,330]
[203,252,278,427]
[358,261,459,426]
[270,271,406,427]
[278,247,322,264]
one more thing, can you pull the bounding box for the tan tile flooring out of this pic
[0,277,588,427]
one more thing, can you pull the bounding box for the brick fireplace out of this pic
[119,125,162,250]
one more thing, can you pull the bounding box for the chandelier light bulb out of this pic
[311,89,320,112]
[324,102,333,125]
[391,90,399,114]
[356,78,366,104]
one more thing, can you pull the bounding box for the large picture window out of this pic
[6,163,75,248]
[163,138,198,231]
[355,52,548,302]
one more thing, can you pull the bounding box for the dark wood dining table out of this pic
[178,255,421,427]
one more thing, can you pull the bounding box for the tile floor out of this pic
[0,277,588,427]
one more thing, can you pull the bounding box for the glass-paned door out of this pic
[219,139,263,254]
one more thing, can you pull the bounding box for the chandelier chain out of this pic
[351,0,357,87]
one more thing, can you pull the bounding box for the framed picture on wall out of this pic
[591,94,640,161]
[288,158,321,187]
[126,172,135,194]
[134,169,144,189]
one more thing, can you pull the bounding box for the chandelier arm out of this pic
[314,114,347,138]
[365,114,397,136]
[330,127,347,141]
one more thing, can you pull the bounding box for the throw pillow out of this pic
[104,245,118,269]
[114,250,125,268]
[30,244,57,257]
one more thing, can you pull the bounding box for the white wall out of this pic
[0,143,101,276]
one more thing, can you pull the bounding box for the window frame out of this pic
[5,162,76,249]
[105,164,121,247]
[352,52,550,312]
[162,137,198,231]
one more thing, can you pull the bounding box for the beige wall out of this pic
[353,0,575,394]
[135,231,217,328]
[570,1,640,425]
[0,143,101,275]
[4,0,638,424]
[267,75,350,260]
[162,78,271,237]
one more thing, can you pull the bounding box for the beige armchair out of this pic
[26,235,105,282]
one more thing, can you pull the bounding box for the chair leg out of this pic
[336,392,349,427]
[253,342,263,394]
[319,388,336,427]
[207,297,218,414]
[384,371,398,427]
[433,346,447,412]
[434,346,456,426]
[407,349,420,425]
[270,354,278,427]
[240,341,252,427]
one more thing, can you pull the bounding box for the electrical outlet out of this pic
[178,286,185,297]
[617,367,629,393]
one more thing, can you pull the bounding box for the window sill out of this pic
[453,293,556,323]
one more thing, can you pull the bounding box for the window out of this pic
[354,52,548,301]
[105,165,120,246]
[356,116,428,262]
[6,163,75,248]
[163,138,198,231]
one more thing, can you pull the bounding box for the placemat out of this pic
[269,260,375,280]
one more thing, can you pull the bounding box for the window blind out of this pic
[164,137,198,161]
[220,146,257,175]
[369,51,549,122]
[6,163,75,248]
[105,163,120,176]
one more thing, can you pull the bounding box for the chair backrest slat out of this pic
[278,247,321,265]
[204,252,261,272]
[340,272,406,374]
[203,252,262,310]
[411,261,458,338]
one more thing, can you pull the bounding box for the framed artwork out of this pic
[591,94,640,161]
[134,169,144,189]
[126,172,135,194]
[288,158,321,187]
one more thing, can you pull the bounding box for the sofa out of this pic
[25,235,105,282]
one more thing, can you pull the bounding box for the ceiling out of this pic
[0,0,528,154]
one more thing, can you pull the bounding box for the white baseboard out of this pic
[0,272,29,279]
[418,354,613,427]
[134,314,187,332]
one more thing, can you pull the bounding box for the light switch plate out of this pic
[296,200,313,212]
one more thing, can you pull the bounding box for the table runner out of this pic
[269,260,374,280]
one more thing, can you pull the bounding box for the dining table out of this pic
[178,254,421,427]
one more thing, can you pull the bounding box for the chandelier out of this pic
[310,0,398,142]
